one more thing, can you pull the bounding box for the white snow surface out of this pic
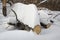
[38,9,51,24]
[0,25,60,40]
[0,3,60,40]
[11,3,40,28]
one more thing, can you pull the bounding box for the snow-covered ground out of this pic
[0,3,60,40]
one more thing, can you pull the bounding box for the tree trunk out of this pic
[2,0,7,16]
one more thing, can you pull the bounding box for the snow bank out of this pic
[0,24,60,40]
[0,30,36,40]
[11,3,40,28]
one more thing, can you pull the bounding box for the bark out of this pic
[2,0,7,16]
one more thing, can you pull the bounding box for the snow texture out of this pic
[11,3,40,28]
[38,9,51,24]
[0,3,60,40]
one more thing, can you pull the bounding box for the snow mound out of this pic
[10,3,40,28]
[38,10,51,24]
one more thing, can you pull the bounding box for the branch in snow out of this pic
[37,0,47,6]
[11,9,19,22]
[8,9,33,31]
[7,1,13,6]
[53,14,60,19]
[40,0,47,4]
